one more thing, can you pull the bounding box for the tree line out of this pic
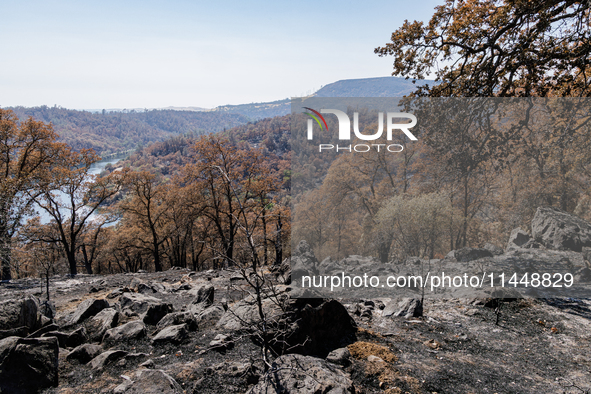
[292,98,591,263]
[1,109,289,280]
[294,0,591,263]
[9,106,250,156]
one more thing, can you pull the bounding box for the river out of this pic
[36,152,128,224]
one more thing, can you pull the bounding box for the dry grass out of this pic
[348,341,397,363]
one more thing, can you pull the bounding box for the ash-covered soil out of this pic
[2,266,591,394]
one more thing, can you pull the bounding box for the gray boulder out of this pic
[113,369,183,394]
[209,333,233,351]
[0,296,41,331]
[66,343,103,364]
[507,228,533,250]
[575,267,591,283]
[216,294,284,331]
[103,321,146,345]
[86,308,119,341]
[193,285,214,306]
[108,287,131,299]
[483,243,504,256]
[446,247,493,262]
[0,326,29,340]
[583,247,591,265]
[152,324,187,345]
[195,305,224,328]
[28,323,59,339]
[90,349,128,371]
[142,303,173,325]
[0,336,20,363]
[217,296,356,357]
[69,298,110,325]
[39,300,56,320]
[271,257,291,284]
[41,331,69,348]
[291,240,319,282]
[532,206,591,252]
[383,298,423,319]
[247,354,353,394]
[0,336,59,393]
[66,326,88,348]
[120,293,164,315]
[156,312,197,332]
[137,283,157,294]
[326,347,351,366]
[129,277,143,291]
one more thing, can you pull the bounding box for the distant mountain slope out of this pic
[9,106,249,155]
[6,77,433,153]
[314,76,433,97]
[215,99,290,121]
[212,76,432,120]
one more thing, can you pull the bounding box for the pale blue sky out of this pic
[0,0,441,109]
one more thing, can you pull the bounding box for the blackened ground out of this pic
[3,270,591,394]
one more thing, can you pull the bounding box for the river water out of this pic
[36,153,128,224]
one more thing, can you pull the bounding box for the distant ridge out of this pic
[83,106,211,113]
[214,99,290,121]
[211,76,432,120]
[79,77,433,120]
[314,76,433,98]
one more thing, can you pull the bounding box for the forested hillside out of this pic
[8,106,249,155]
[117,115,291,182]
[215,99,290,121]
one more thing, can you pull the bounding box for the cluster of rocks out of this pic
[3,205,591,393]
[288,206,591,300]
[0,266,361,393]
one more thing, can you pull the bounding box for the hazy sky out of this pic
[1,0,441,109]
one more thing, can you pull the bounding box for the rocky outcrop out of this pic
[326,347,351,366]
[507,228,534,250]
[209,333,233,351]
[193,304,224,328]
[246,354,353,394]
[532,206,591,252]
[383,298,423,319]
[216,294,281,331]
[69,298,110,325]
[28,323,59,339]
[90,349,128,371]
[41,330,69,348]
[0,296,41,332]
[0,326,29,340]
[218,295,356,357]
[103,321,146,345]
[0,336,59,393]
[120,293,165,315]
[446,247,493,262]
[193,285,214,306]
[483,243,504,256]
[113,369,183,394]
[42,327,88,349]
[66,343,103,364]
[152,324,187,344]
[142,302,173,325]
[155,311,197,332]
[290,240,319,280]
[86,308,119,341]
[66,326,88,348]
[271,257,291,284]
